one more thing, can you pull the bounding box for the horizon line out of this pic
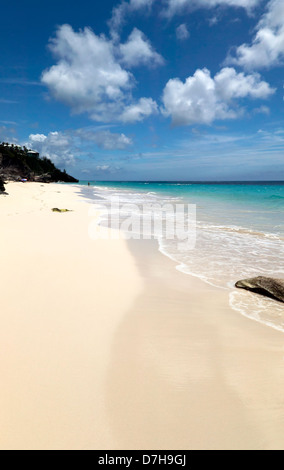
[78,180,284,184]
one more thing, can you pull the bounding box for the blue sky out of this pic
[0,0,283,180]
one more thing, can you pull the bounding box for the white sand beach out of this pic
[1,182,284,450]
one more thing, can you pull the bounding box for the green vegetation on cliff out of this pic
[0,143,78,190]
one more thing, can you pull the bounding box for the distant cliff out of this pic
[0,143,78,191]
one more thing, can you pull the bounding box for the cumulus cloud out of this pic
[29,133,47,143]
[27,131,75,167]
[176,24,190,40]
[214,67,274,99]
[41,25,159,123]
[120,97,159,122]
[226,0,284,69]
[41,25,131,120]
[119,28,164,67]
[161,67,274,126]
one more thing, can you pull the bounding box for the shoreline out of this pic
[1,182,284,449]
[81,181,284,333]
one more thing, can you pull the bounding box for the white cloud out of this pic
[226,0,284,69]
[27,131,75,167]
[109,0,261,31]
[0,98,19,104]
[0,120,17,126]
[130,0,154,7]
[42,25,131,121]
[253,105,270,114]
[120,97,158,122]
[208,15,219,26]
[109,0,154,39]
[85,130,133,150]
[27,128,133,167]
[163,0,262,16]
[119,28,164,67]
[29,133,47,143]
[256,128,284,144]
[176,24,190,40]
[214,67,274,99]
[0,78,42,86]
[96,165,111,171]
[161,67,274,126]
[0,126,17,143]
[41,25,158,123]
[108,2,128,38]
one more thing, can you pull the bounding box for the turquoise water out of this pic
[80,181,284,236]
[79,180,284,331]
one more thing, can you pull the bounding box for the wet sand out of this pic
[115,240,284,450]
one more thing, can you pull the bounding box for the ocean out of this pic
[79,181,284,332]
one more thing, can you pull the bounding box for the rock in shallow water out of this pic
[235,276,284,303]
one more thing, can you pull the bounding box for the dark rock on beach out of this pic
[235,276,284,303]
[0,176,5,192]
[52,208,72,213]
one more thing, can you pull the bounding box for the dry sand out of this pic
[1,182,284,450]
